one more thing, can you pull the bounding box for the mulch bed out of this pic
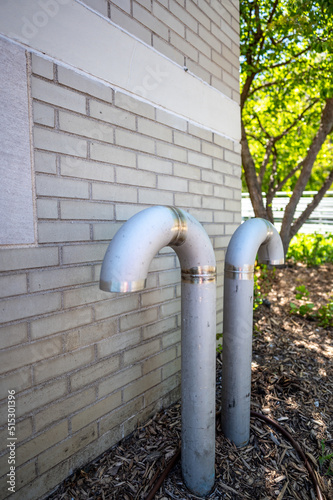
[48,263,333,500]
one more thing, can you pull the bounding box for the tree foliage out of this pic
[240,0,333,253]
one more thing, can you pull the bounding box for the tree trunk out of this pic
[279,97,333,254]
[241,119,267,219]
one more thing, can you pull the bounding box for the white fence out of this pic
[242,191,333,233]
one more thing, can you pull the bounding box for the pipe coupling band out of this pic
[225,263,254,280]
[182,266,216,284]
[168,206,188,246]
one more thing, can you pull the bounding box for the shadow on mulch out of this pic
[48,263,333,500]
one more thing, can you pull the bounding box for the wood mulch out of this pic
[48,263,333,500]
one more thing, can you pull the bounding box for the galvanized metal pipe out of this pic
[100,206,216,496]
[221,218,284,447]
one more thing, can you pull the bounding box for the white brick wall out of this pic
[0,2,241,498]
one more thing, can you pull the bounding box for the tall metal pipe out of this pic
[100,206,216,496]
[221,218,284,447]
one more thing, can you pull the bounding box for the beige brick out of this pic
[223,69,239,92]
[34,345,95,384]
[186,0,210,29]
[185,29,210,58]
[201,169,223,185]
[92,183,137,202]
[213,184,234,199]
[31,77,86,113]
[57,65,112,101]
[115,129,155,154]
[133,2,168,39]
[174,192,201,208]
[116,166,156,187]
[211,76,233,97]
[202,196,224,210]
[170,31,198,62]
[186,59,210,85]
[0,247,59,272]
[98,364,141,398]
[89,99,136,130]
[34,150,57,174]
[123,370,162,403]
[99,396,142,435]
[143,316,177,340]
[123,338,160,366]
[65,318,117,352]
[97,329,141,358]
[37,198,58,219]
[138,188,173,205]
[0,335,63,375]
[0,322,28,350]
[148,255,175,273]
[138,117,173,143]
[152,35,184,66]
[0,273,27,298]
[158,269,179,287]
[15,420,67,466]
[61,156,115,182]
[162,356,181,380]
[156,142,187,163]
[173,130,201,151]
[157,175,189,192]
[162,328,181,349]
[92,222,123,241]
[160,299,181,319]
[173,162,200,180]
[31,307,93,340]
[17,378,67,419]
[90,142,136,167]
[59,111,114,143]
[137,154,172,174]
[153,3,184,35]
[33,101,55,127]
[63,283,106,308]
[142,373,178,408]
[29,265,93,293]
[188,123,213,142]
[141,287,174,308]
[115,203,146,221]
[1,291,61,324]
[189,180,213,196]
[31,54,53,79]
[60,200,113,220]
[62,243,108,265]
[114,91,154,120]
[190,208,214,223]
[155,109,186,132]
[94,294,139,322]
[120,307,158,332]
[213,158,233,175]
[143,347,176,375]
[34,127,87,157]
[188,151,212,169]
[38,423,97,474]
[70,354,120,390]
[36,174,89,199]
[201,141,224,159]
[110,5,151,45]
[0,366,31,399]
[38,222,91,243]
[71,391,121,432]
[199,52,222,79]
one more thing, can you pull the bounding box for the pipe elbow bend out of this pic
[225,218,284,279]
[100,206,216,293]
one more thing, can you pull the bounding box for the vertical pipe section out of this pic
[221,218,284,447]
[99,206,216,497]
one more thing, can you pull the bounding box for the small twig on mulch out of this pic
[48,263,333,500]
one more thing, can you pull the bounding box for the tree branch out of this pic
[290,168,333,238]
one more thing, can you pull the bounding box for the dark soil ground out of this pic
[48,263,333,500]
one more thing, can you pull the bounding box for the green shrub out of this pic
[287,232,333,267]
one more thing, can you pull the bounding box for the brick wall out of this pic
[82,0,240,102]
[0,1,241,499]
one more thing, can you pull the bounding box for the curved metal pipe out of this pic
[221,218,284,447]
[100,206,216,496]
